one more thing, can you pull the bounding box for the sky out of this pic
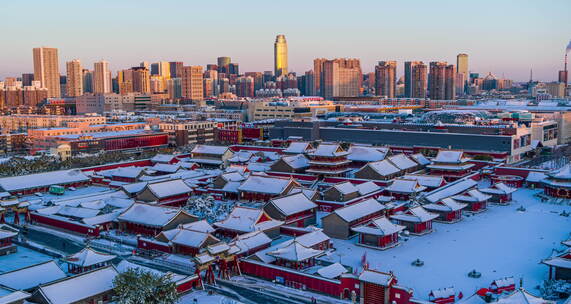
[1,0,570,82]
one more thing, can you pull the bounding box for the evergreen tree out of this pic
[113,268,179,304]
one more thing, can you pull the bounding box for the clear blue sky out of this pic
[1,0,570,81]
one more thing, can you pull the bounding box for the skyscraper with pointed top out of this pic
[274,34,288,77]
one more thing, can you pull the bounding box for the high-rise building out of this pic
[217,57,231,73]
[169,61,183,78]
[157,61,171,79]
[429,62,447,100]
[140,61,150,69]
[375,61,396,98]
[33,47,61,98]
[445,64,456,100]
[456,53,469,94]
[410,62,427,98]
[167,78,182,99]
[304,71,315,96]
[181,66,204,101]
[313,58,327,96]
[66,59,83,97]
[228,63,239,75]
[321,58,362,98]
[236,76,255,97]
[82,69,93,93]
[132,67,151,94]
[93,61,112,94]
[22,73,34,87]
[274,34,288,77]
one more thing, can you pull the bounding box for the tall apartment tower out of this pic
[82,69,93,93]
[375,61,397,98]
[169,61,183,78]
[158,61,171,79]
[66,59,83,97]
[313,58,327,96]
[132,67,151,94]
[93,61,112,94]
[33,47,61,98]
[456,53,469,94]
[410,62,428,98]
[274,34,288,77]
[445,64,456,100]
[322,58,362,98]
[429,62,447,100]
[181,66,204,101]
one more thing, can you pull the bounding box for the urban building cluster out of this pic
[0,34,570,304]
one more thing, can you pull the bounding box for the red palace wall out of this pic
[30,213,100,236]
[240,260,359,298]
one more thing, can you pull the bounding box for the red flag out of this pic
[0,213,4,224]
[458,291,463,299]
[361,252,367,267]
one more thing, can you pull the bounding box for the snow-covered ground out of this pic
[319,188,571,300]
[0,246,53,273]
[178,290,242,304]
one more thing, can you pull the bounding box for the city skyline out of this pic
[1,0,570,82]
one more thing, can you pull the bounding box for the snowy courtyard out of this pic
[0,246,53,273]
[319,188,571,300]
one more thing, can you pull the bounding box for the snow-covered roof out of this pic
[150,163,181,174]
[352,217,405,236]
[424,178,477,203]
[82,211,121,226]
[492,277,515,288]
[391,206,438,223]
[267,240,323,262]
[228,151,254,163]
[332,181,359,195]
[268,192,317,216]
[207,242,231,255]
[287,187,318,200]
[57,206,100,219]
[495,288,554,304]
[121,181,148,194]
[220,171,247,183]
[403,174,446,188]
[547,163,571,180]
[145,179,192,198]
[0,261,66,290]
[0,290,30,303]
[230,231,272,254]
[118,203,194,227]
[452,189,491,203]
[191,145,229,155]
[214,206,282,233]
[287,229,330,248]
[238,175,294,195]
[308,143,348,157]
[332,198,385,222]
[0,227,18,239]
[317,263,348,279]
[355,181,381,195]
[194,252,215,265]
[385,179,427,194]
[347,146,388,162]
[526,171,547,183]
[281,154,310,169]
[423,197,467,212]
[433,150,467,164]
[430,287,455,299]
[36,266,118,304]
[480,183,516,195]
[65,247,116,267]
[170,229,218,248]
[387,154,418,170]
[283,142,312,154]
[366,160,401,176]
[410,153,431,166]
[180,220,215,233]
[0,169,90,192]
[358,269,393,286]
[151,154,176,163]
